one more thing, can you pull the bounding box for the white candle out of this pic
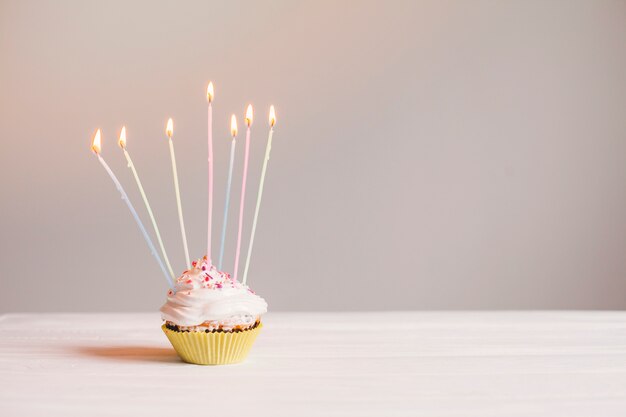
[166,118,191,269]
[243,106,276,284]
[119,126,175,280]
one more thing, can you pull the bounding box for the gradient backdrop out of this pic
[1,0,625,312]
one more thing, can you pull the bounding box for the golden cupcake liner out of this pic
[162,323,262,365]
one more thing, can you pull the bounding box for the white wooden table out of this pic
[1,312,625,416]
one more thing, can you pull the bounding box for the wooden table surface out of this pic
[1,312,625,416]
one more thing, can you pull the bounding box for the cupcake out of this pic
[160,256,268,365]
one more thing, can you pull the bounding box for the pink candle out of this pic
[233,104,253,281]
[206,82,214,263]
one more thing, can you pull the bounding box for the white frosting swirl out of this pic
[160,257,267,326]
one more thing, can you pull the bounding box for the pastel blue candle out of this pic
[96,153,174,289]
[218,134,237,270]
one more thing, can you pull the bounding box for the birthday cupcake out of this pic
[160,256,267,365]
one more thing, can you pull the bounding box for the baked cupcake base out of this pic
[162,322,262,365]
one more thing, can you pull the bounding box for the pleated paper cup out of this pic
[162,323,262,365]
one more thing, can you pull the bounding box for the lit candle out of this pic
[233,104,253,281]
[243,106,277,284]
[218,115,238,270]
[119,127,175,281]
[166,118,191,269]
[206,82,214,263]
[90,129,173,288]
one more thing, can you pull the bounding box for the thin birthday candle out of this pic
[166,118,191,269]
[218,115,238,270]
[90,129,173,288]
[242,106,276,285]
[206,82,214,263]
[118,126,175,281]
[233,104,253,282]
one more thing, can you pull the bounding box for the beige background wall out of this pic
[1,0,625,312]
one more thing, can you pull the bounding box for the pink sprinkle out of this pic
[186,279,192,284]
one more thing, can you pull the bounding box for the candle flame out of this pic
[166,118,174,138]
[245,104,253,127]
[269,105,276,127]
[207,82,214,103]
[118,126,127,148]
[91,129,102,154]
[230,115,238,137]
